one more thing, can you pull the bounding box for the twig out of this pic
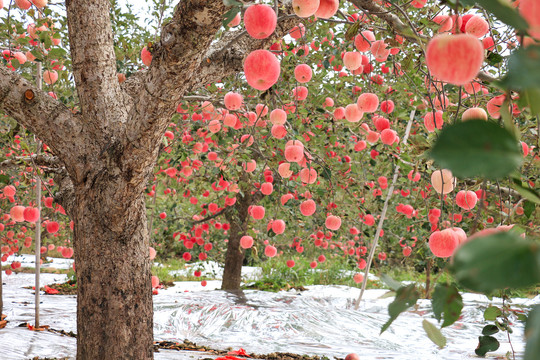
[354,109,416,310]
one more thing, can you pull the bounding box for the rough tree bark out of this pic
[0,1,297,358]
[222,177,263,290]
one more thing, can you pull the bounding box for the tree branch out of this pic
[0,154,61,170]
[348,0,499,84]
[189,9,299,92]
[0,65,84,169]
[65,0,127,131]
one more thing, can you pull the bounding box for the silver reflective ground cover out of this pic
[1,269,536,359]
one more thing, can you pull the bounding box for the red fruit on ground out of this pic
[429,229,459,258]
[244,4,277,39]
[151,276,159,288]
[244,50,281,91]
[426,34,484,86]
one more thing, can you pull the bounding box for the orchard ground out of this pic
[1,254,538,359]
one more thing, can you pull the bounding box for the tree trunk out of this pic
[221,225,246,290]
[221,187,259,290]
[73,175,153,360]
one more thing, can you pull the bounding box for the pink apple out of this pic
[429,229,459,258]
[244,50,281,90]
[292,0,320,18]
[426,34,484,85]
[462,107,487,121]
[315,0,339,19]
[244,4,277,39]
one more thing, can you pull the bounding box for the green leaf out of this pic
[525,305,540,360]
[222,7,239,27]
[345,21,361,41]
[430,120,522,179]
[0,174,10,184]
[511,179,540,204]
[523,201,536,218]
[482,324,500,336]
[380,273,402,291]
[431,283,463,328]
[486,52,503,66]
[484,306,502,321]
[475,335,500,356]
[451,232,540,293]
[321,166,331,180]
[524,88,540,116]
[460,0,528,32]
[381,284,419,333]
[422,319,447,348]
[500,45,540,91]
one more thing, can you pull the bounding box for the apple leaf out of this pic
[475,336,500,356]
[381,284,419,333]
[422,319,447,349]
[451,232,540,293]
[525,305,540,360]
[430,120,522,179]
[431,283,463,328]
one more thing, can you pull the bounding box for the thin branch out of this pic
[354,109,416,310]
